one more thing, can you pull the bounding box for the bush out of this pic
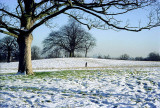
[97,55,103,59]
[146,52,160,61]
[104,55,111,59]
[119,54,130,60]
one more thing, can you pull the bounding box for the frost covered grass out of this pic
[0,69,160,108]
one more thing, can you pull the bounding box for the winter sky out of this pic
[0,0,160,58]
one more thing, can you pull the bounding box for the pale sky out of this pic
[32,16,160,58]
[0,0,160,58]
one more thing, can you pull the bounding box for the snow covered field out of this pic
[1,58,160,73]
[0,58,160,107]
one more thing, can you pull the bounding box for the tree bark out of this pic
[17,34,33,75]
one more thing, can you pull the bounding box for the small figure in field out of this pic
[85,62,87,67]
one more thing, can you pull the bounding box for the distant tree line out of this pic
[135,52,160,61]
[1,35,159,62]
[98,52,160,61]
[121,52,160,61]
[0,35,159,62]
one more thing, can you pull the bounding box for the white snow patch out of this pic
[0,58,160,107]
[0,58,160,73]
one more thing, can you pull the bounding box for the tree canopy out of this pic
[43,19,96,57]
[0,36,18,62]
[0,0,159,38]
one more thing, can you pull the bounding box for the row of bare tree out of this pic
[97,52,160,61]
[0,19,96,62]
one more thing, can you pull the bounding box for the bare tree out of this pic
[0,0,159,74]
[31,45,41,60]
[83,34,96,57]
[0,36,18,62]
[43,19,95,57]
[119,54,130,60]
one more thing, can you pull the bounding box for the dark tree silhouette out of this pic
[119,54,130,60]
[104,55,111,59]
[0,36,18,62]
[0,0,159,74]
[135,57,144,61]
[147,52,160,61]
[43,19,95,57]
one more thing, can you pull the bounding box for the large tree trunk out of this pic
[17,34,33,75]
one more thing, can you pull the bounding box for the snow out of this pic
[0,58,160,107]
[1,58,160,73]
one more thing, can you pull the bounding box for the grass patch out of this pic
[0,73,16,76]
[47,70,97,79]
[0,69,152,81]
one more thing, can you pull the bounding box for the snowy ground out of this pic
[0,58,160,108]
[0,58,160,73]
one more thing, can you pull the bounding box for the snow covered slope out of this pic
[0,58,160,107]
[0,58,160,73]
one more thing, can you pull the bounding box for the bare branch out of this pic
[17,0,25,15]
[0,9,20,19]
[64,12,91,29]
[0,29,18,38]
[71,6,159,32]
[35,0,50,8]
[0,20,21,35]
[0,0,159,36]
[35,3,67,21]
[72,0,152,16]
[29,6,71,33]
